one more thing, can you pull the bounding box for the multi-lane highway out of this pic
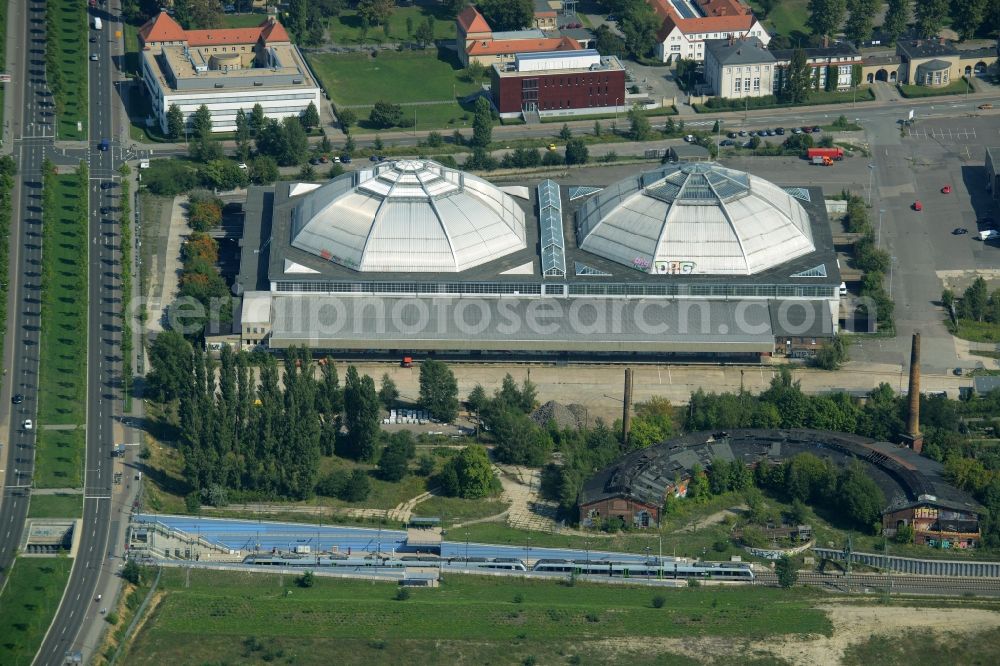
[34,0,124,661]
[0,0,54,598]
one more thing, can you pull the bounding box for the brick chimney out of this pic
[904,332,923,454]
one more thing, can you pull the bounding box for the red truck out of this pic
[806,147,844,160]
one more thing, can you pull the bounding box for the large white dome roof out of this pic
[576,163,815,275]
[289,160,527,273]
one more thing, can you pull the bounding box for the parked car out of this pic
[802,126,813,133]
[340,155,352,163]
[684,134,695,142]
[953,228,968,235]
[913,200,923,211]
[727,131,738,138]
[941,185,952,194]
[319,155,329,163]
[719,139,735,146]
[792,127,803,134]
[775,127,785,135]
[23,419,32,430]
[811,126,821,133]
[738,130,747,136]
[12,393,23,404]
[237,162,248,170]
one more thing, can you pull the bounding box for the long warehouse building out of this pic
[220,160,843,361]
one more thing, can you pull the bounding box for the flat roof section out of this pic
[267,295,783,352]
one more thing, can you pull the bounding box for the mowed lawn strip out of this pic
[27,492,83,518]
[132,570,831,647]
[308,50,481,106]
[52,0,89,139]
[0,557,73,665]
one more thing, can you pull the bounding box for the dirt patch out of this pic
[586,603,1000,665]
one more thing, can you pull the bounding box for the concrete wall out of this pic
[814,547,1000,577]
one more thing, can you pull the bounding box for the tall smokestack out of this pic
[905,333,923,453]
[622,368,634,445]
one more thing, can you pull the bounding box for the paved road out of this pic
[0,0,51,599]
[134,514,657,563]
[35,2,123,662]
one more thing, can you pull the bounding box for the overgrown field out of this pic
[124,569,830,665]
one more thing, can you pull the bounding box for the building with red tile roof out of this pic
[457,5,581,66]
[137,12,320,135]
[648,0,768,62]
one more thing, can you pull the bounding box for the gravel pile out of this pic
[531,401,587,430]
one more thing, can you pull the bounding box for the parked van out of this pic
[93,17,102,30]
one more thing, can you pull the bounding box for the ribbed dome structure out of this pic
[576,162,815,275]
[289,160,527,272]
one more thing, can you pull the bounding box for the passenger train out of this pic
[241,552,754,580]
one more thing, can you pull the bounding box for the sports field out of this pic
[124,569,830,665]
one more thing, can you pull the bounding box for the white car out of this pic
[23,419,32,430]
[237,162,248,170]
[90,53,98,61]
[684,134,695,142]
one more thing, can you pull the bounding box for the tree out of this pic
[478,0,534,31]
[255,117,309,166]
[369,100,404,129]
[627,105,652,140]
[342,469,372,501]
[357,0,395,26]
[414,18,435,47]
[338,107,356,131]
[343,366,382,461]
[248,154,279,184]
[844,0,878,45]
[564,138,589,165]
[297,570,315,587]
[167,104,184,140]
[837,461,886,530]
[594,24,626,57]
[440,445,499,498]
[619,1,660,59]
[284,0,309,42]
[952,0,988,41]
[306,6,327,46]
[378,441,410,481]
[301,102,320,131]
[471,97,494,148]
[780,49,813,104]
[146,330,193,402]
[250,103,266,136]
[174,0,222,29]
[189,198,222,232]
[882,0,910,46]
[191,104,213,140]
[419,359,459,422]
[814,334,850,370]
[776,556,798,588]
[807,0,847,41]
[379,373,399,408]
[559,123,572,141]
[235,108,251,162]
[122,559,142,585]
[914,0,948,38]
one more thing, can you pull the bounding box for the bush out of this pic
[297,570,315,588]
[188,198,222,232]
[651,595,666,608]
[687,578,701,587]
[395,587,412,601]
[105,611,119,624]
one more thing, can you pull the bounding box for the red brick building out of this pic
[490,49,626,119]
[882,497,982,549]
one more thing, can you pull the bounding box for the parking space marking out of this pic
[908,127,977,140]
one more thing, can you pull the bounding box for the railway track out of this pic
[756,571,1000,596]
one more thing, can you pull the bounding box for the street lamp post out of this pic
[525,537,531,567]
[867,163,875,206]
[889,256,897,298]
[877,208,885,248]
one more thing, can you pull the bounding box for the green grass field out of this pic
[413,495,508,525]
[34,428,85,489]
[748,0,810,38]
[51,0,89,139]
[27,492,83,518]
[351,102,478,132]
[898,78,974,99]
[124,569,831,665]
[0,557,73,666]
[326,6,457,45]
[38,171,87,427]
[0,0,7,129]
[308,49,482,107]
[219,12,270,29]
[953,319,1000,343]
[842,628,1000,666]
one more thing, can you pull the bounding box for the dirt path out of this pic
[590,603,1000,665]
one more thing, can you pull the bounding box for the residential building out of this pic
[457,5,581,67]
[533,0,559,30]
[770,43,863,94]
[649,0,769,63]
[703,37,775,99]
[490,50,627,118]
[137,11,321,134]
